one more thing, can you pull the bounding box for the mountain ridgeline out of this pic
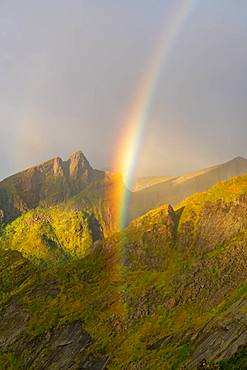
[128,156,247,221]
[0,151,247,369]
[0,151,103,223]
[0,151,125,239]
[1,152,246,230]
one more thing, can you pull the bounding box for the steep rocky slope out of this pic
[0,151,125,242]
[0,151,106,224]
[0,247,110,369]
[129,156,247,221]
[0,174,246,369]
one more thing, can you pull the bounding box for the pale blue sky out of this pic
[0,0,247,179]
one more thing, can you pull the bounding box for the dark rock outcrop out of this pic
[188,299,247,369]
[0,248,108,369]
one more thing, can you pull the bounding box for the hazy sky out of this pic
[0,0,247,180]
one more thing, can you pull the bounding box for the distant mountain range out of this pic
[129,156,247,221]
[1,152,246,229]
[131,176,174,192]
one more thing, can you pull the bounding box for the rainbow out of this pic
[115,0,195,229]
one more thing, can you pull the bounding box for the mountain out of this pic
[0,151,125,262]
[1,153,246,230]
[129,156,247,222]
[0,150,104,224]
[0,173,247,368]
[131,176,174,192]
[0,151,125,237]
[0,171,124,262]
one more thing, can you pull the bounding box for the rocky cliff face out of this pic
[0,151,104,224]
[0,248,108,369]
[188,298,247,368]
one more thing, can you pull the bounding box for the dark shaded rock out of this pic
[23,321,92,369]
[0,315,107,370]
[88,213,103,242]
[147,335,173,350]
[187,299,247,369]
[79,357,110,370]
[0,299,29,350]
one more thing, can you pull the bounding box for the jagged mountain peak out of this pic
[67,150,92,178]
[68,149,87,161]
[229,155,247,164]
[0,150,101,223]
[3,149,93,180]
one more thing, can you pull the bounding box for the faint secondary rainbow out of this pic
[115,0,195,229]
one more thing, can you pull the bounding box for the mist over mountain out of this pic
[129,156,247,221]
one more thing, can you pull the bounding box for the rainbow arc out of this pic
[115,0,195,229]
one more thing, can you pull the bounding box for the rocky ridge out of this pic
[0,150,104,224]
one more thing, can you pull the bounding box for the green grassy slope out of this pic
[0,174,246,369]
[0,206,101,262]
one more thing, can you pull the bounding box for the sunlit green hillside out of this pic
[0,174,246,368]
